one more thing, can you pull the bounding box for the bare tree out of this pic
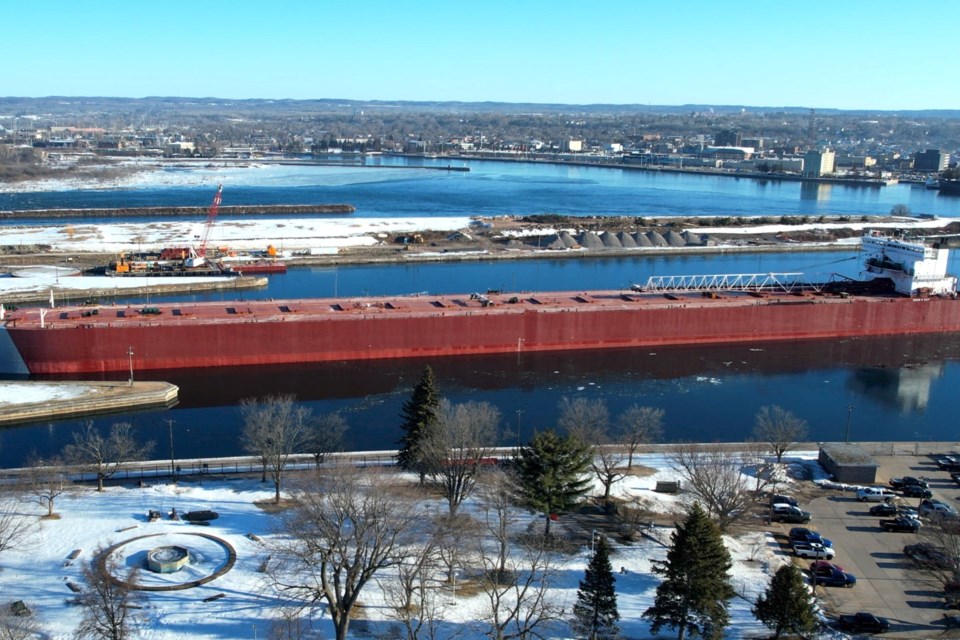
[307,412,348,468]
[268,466,420,640]
[752,405,807,464]
[668,444,753,531]
[616,495,657,542]
[558,398,626,505]
[426,400,500,516]
[23,455,72,517]
[0,608,42,640]
[75,550,143,640]
[62,422,153,492]
[479,534,565,640]
[477,469,521,582]
[911,515,960,594]
[240,394,311,504]
[380,526,453,640]
[0,492,33,562]
[617,405,664,469]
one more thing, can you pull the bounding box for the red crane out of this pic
[186,184,222,268]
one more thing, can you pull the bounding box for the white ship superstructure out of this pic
[862,232,957,296]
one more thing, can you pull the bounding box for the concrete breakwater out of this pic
[0,275,267,304]
[0,203,356,220]
[0,381,179,426]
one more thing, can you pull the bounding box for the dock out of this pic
[0,381,179,425]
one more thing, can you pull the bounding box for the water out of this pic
[2,160,960,467]
[2,158,960,222]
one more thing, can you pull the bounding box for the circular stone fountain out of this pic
[147,545,190,573]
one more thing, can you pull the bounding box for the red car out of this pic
[810,560,845,576]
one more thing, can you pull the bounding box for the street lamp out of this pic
[844,405,854,443]
[515,409,524,449]
[127,346,134,387]
[167,419,176,480]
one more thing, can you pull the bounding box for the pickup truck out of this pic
[880,516,921,533]
[889,476,928,490]
[856,487,897,502]
[793,542,836,559]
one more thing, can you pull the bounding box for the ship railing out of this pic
[633,272,807,294]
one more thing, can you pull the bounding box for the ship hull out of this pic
[3,290,960,375]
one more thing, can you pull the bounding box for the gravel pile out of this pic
[664,230,686,247]
[646,231,669,247]
[617,231,638,248]
[600,231,622,248]
[578,231,605,249]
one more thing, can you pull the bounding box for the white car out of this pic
[793,542,836,559]
[856,487,897,502]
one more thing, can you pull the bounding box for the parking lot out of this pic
[778,450,960,637]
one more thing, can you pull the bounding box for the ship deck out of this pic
[2,288,906,330]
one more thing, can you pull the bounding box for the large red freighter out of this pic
[1,233,958,375]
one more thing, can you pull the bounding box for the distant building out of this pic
[741,137,764,150]
[564,140,583,153]
[714,129,742,147]
[914,149,950,172]
[835,155,877,168]
[702,146,754,161]
[803,149,835,177]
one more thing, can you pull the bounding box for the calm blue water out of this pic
[2,157,960,222]
[2,160,960,467]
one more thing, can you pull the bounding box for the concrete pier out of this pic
[0,381,179,425]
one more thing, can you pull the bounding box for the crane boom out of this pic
[198,184,222,258]
[185,184,222,268]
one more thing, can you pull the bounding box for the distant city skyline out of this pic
[5,1,959,111]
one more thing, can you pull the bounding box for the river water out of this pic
[1,159,959,467]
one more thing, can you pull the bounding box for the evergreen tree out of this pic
[572,535,620,640]
[752,564,817,639]
[643,503,734,640]
[517,429,591,536]
[396,366,441,484]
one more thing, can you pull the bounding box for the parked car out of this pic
[813,568,857,587]
[946,581,960,609]
[870,503,900,517]
[857,487,897,502]
[794,542,835,559]
[879,516,921,533]
[769,494,799,507]
[889,476,928,490]
[837,612,890,633]
[771,505,812,524]
[810,560,845,575]
[904,542,957,570]
[900,484,933,499]
[951,471,960,486]
[920,499,958,517]
[936,456,960,470]
[789,527,833,547]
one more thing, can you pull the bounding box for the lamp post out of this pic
[515,409,524,450]
[167,419,176,480]
[127,346,134,387]
[844,405,854,443]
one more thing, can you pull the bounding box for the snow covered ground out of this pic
[0,382,94,406]
[0,452,825,639]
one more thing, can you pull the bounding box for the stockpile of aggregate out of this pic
[682,230,703,246]
[560,231,579,248]
[646,231,669,247]
[542,234,566,250]
[616,231,638,248]
[599,232,622,248]
[578,231,605,249]
[633,232,654,247]
[664,230,686,247]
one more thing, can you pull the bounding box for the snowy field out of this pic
[0,382,95,406]
[0,453,827,639]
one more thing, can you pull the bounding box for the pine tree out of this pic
[572,535,620,640]
[642,503,735,640]
[517,429,591,536]
[752,564,817,639]
[396,366,441,484]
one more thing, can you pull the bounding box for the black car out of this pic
[870,503,899,517]
[814,568,857,588]
[769,494,799,507]
[771,505,812,524]
[838,612,890,633]
[889,476,928,490]
[900,484,933,499]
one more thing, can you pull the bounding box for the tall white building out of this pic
[803,149,835,177]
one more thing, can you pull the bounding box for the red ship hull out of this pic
[2,289,959,375]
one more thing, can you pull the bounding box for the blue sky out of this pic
[5,1,959,110]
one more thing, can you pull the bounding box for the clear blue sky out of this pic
[5,0,959,110]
